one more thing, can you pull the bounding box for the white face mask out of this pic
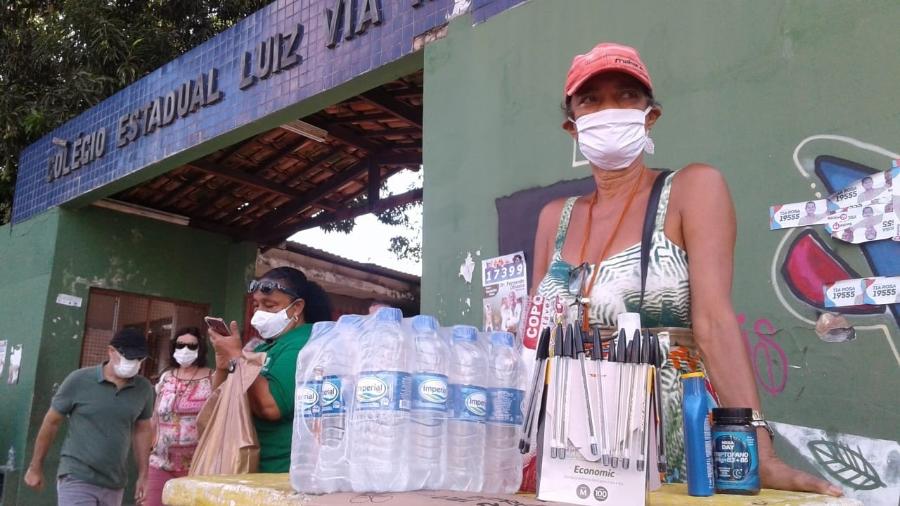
[575,107,655,170]
[251,300,298,339]
[113,353,142,379]
[173,348,198,367]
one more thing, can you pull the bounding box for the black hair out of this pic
[260,266,333,323]
[170,326,208,368]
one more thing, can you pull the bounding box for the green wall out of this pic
[1,207,256,506]
[0,211,59,504]
[422,0,899,499]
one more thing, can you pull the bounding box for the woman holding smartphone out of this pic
[208,266,333,472]
[144,328,213,506]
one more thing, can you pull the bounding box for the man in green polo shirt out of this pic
[24,328,155,506]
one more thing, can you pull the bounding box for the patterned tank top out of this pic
[536,171,691,328]
[536,171,705,483]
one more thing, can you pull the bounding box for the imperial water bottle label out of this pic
[713,432,759,491]
[355,371,412,411]
[298,380,322,418]
[486,387,524,425]
[450,384,487,422]
[412,373,449,411]
[320,375,344,416]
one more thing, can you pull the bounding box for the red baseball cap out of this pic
[564,42,653,97]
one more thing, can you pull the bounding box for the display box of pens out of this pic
[524,313,664,505]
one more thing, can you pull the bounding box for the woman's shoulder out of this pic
[671,163,726,186]
[670,163,730,202]
[155,369,173,393]
[537,195,582,232]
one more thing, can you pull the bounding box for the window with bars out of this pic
[81,288,209,380]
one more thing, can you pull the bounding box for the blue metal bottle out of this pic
[682,372,714,497]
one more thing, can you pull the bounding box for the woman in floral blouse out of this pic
[144,327,213,506]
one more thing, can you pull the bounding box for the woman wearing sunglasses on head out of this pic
[144,327,213,506]
[208,266,333,473]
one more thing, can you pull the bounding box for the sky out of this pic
[289,169,423,276]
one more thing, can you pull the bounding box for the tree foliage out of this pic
[0,0,269,222]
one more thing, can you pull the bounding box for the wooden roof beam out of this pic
[186,161,303,199]
[358,89,423,128]
[302,118,382,152]
[244,158,370,239]
[259,187,423,244]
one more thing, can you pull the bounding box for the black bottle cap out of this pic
[712,407,753,425]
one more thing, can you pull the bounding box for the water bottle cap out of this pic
[452,325,478,342]
[337,314,363,325]
[411,315,438,333]
[490,331,515,347]
[374,307,403,323]
[311,321,335,336]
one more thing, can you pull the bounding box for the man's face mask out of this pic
[575,106,654,170]
[113,350,142,379]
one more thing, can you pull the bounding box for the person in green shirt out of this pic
[209,266,332,472]
[24,328,155,505]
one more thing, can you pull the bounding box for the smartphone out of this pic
[204,316,231,336]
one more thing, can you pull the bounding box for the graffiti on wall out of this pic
[771,136,900,368]
[737,313,788,397]
[768,136,900,504]
[773,421,899,505]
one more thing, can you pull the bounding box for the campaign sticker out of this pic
[862,277,900,305]
[824,279,865,308]
[825,203,891,233]
[827,167,899,209]
[831,212,898,244]
[769,199,830,229]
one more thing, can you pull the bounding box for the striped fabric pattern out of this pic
[536,171,704,482]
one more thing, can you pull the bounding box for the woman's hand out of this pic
[760,446,843,497]
[135,472,148,504]
[208,321,242,370]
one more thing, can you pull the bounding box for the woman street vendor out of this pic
[531,42,842,497]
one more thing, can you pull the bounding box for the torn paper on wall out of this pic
[458,252,475,284]
[7,344,22,385]
[772,421,900,506]
[55,293,83,308]
[0,340,6,379]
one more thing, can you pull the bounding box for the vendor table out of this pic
[163,474,861,506]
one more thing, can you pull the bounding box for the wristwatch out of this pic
[227,359,238,374]
[751,409,775,439]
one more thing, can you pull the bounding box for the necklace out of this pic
[575,167,646,330]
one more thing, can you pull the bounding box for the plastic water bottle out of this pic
[350,307,412,492]
[290,320,335,493]
[444,325,487,492]
[483,331,524,493]
[409,315,449,490]
[316,315,363,493]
